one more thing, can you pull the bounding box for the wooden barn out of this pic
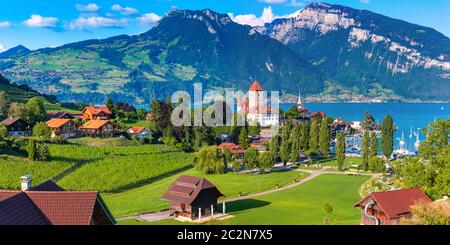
[354,188,431,225]
[162,175,223,221]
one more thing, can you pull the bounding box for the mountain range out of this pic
[0,2,449,104]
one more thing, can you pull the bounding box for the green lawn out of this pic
[124,174,369,225]
[104,169,307,217]
[313,157,362,168]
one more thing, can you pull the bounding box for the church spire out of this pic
[297,91,303,108]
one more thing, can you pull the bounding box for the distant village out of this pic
[0,80,448,226]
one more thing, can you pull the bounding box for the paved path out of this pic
[117,168,374,221]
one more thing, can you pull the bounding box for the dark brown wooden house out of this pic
[162,175,223,221]
[0,177,116,225]
[0,117,31,137]
[354,188,431,225]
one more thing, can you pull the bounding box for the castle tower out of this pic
[249,80,263,114]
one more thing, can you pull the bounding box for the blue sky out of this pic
[0,0,449,51]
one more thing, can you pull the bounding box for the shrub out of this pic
[33,122,51,139]
[368,157,385,173]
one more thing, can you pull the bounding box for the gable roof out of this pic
[128,126,147,134]
[83,106,112,116]
[354,188,432,218]
[79,120,111,130]
[46,112,74,119]
[162,175,223,205]
[249,80,263,91]
[0,180,116,225]
[0,117,26,126]
[46,118,73,128]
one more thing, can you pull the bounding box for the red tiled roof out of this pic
[79,120,111,130]
[46,118,72,128]
[0,180,115,225]
[354,188,432,218]
[249,80,263,91]
[311,112,325,118]
[218,143,240,149]
[128,126,145,134]
[83,106,112,116]
[162,175,223,205]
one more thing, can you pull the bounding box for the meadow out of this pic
[123,174,369,225]
[103,169,307,217]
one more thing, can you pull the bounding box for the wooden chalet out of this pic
[46,111,74,120]
[0,117,31,137]
[162,175,223,221]
[46,118,78,139]
[354,188,431,225]
[81,106,112,120]
[79,120,115,138]
[127,126,153,139]
[0,176,116,225]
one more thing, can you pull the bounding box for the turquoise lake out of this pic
[281,103,450,151]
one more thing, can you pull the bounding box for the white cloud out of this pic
[0,44,6,53]
[229,6,301,27]
[137,13,162,25]
[69,16,129,29]
[287,0,306,7]
[258,0,287,3]
[360,0,370,4]
[75,3,100,12]
[0,21,11,28]
[111,4,139,16]
[23,15,58,28]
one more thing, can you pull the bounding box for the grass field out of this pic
[121,174,369,225]
[104,169,308,217]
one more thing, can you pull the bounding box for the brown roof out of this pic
[79,120,111,129]
[0,117,23,126]
[46,112,74,119]
[249,80,263,91]
[46,118,73,128]
[0,180,115,225]
[354,188,432,218]
[162,175,223,205]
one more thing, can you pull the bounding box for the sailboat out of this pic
[394,131,414,157]
[414,129,421,151]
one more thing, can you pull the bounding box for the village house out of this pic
[218,142,245,158]
[0,117,32,137]
[79,120,115,138]
[162,175,224,222]
[354,188,431,225]
[46,111,74,120]
[81,106,112,120]
[0,175,116,225]
[46,118,78,139]
[237,80,279,127]
[127,126,153,139]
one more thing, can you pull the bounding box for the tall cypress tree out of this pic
[309,119,319,152]
[290,125,301,163]
[279,126,291,165]
[301,122,310,150]
[369,132,378,158]
[381,115,394,158]
[27,139,37,161]
[336,133,345,171]
[361,131,370,171]
[319,119,330,157]
[268,136,279,162]
[239,127,250,149]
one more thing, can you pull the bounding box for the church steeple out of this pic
[297,91,303,108]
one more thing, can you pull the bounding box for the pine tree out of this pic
[336,133,345,171]
[319,119,330,157]
[309,119,319,152]
[369,132,378,158]
[381,115,394,158]
[27,139,37,161]
[361,131,370,171]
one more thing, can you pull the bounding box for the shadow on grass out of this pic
[224,199,271,214]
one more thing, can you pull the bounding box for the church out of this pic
[237,80,279,127]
